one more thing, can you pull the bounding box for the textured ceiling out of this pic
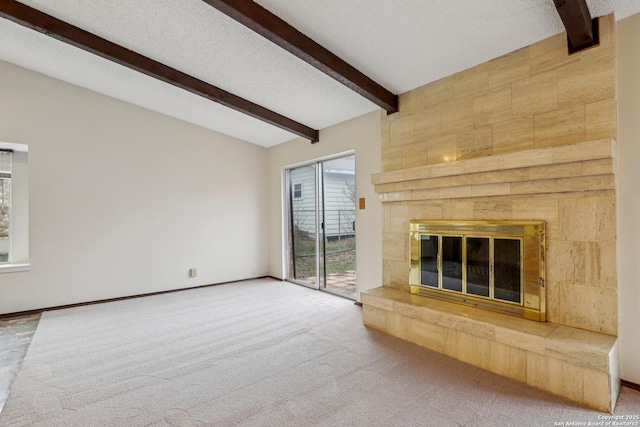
[1,0,639,147]
[256,0,640,94]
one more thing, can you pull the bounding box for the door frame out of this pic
[283,151,356,299]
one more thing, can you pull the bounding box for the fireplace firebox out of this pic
[409,220,546,321]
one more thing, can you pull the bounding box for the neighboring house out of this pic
[291,164,355,241]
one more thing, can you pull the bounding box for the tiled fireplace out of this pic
[362,15,620,412]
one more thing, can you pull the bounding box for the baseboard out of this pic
[0,276,277,320]
[622,380,640,392]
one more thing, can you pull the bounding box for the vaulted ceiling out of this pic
[1,0,639,147]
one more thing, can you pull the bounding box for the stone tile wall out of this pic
[378,15,618,336]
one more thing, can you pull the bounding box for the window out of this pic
[0,142,29,271]
[0,150,10,263]
[293,183,302,199]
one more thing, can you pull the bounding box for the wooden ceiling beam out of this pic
[553,0,599,53]
[0,1,319,142]
[202,0,398,114]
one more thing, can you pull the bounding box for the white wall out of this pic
[0,60,269,314]
[267,111,383,300]
[617,13,640,384]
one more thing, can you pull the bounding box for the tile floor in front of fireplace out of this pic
[0,313,41,413]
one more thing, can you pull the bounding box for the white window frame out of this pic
[0,142,30,273]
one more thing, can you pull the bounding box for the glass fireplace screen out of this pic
[409,221,546,321]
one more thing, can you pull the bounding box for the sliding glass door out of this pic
[286,154,356,299]
[287,163,318,287]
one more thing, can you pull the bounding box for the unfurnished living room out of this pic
[1,1,640,426]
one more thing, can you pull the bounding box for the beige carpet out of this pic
[1,278,638,426]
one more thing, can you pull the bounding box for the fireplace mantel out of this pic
[372,139,616,203]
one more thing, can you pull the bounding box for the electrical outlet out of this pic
[189,268,197,278]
